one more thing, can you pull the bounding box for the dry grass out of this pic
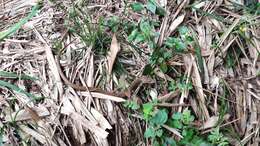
[0,0,259,146]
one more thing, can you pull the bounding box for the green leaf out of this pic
[172,120,182,129]
[163,51,172,59]
[175,41,186,52]
[153,140,160,146]
[143,102,154,119]
[156,6,166,16]
[130,2,144,12]
[144,127,155,138]
[164,137,177,146]
[0,4,40,41]
[151,109,168,125]
[147,1,157,14]
[172,112,182,120]
[165,37,186,52]
[182,108,195,125]
[0,80,43,101]
[179,26,189,36]
[208,127,229,145]
[0,71,37,80]
[135,33,145,43]
[160,62,168,73]
[155,128,163,137]
[143,64,154,75]
[123,100,140,110]
[128,28,138,42]
[140,20,152,36]
[168,81,177,92]
[0,128,3,146]
[106,16,119,32]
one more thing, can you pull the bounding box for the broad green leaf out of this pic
[175,40,186,52]
[147,1,157,14]
[135,33,145,43]
[130,2,144,12]
[140,20,152,36]
[153,140,160,146]
[144,127,155,138]
[143,102,154,119]
[156,6,166,16]
[168,81,177,92]
[165,37,176,48]
[163,51,172,59]
[0,129,3,146]
[128,29,138,42]
[172,112,182,120]
[151,109,168,125]
[165,37,186,52]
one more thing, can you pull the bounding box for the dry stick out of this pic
[201,118,240,134]
[156,103,190,107]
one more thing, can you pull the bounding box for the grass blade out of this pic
[0,71,37,80]
[0,4,40,41]
[0,80,42,100]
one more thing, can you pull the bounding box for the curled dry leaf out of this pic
[107,34,120,75]
[5,106,50,122]
[199,116,219,130]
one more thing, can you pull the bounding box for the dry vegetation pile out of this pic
[0,0,259,145]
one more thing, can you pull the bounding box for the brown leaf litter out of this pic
[0,0,259,145]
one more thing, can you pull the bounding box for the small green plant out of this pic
[130,2,144,12]
[165,26,194,53]
[130,0,166,16]
[168,76,193,92]
[66,7,111,55]
[128,18,159,49]
[123,100,140,110]
[208,127,229,146]
[105,16,120,32]
[124,97,230,146]
[142,26,195,74]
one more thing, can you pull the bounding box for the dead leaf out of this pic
[80,91,126,102]
[107,34,120,75]
[5,106,50,122]
[166,14,185,37]
[199,116,219,130]
[25,105,41,122]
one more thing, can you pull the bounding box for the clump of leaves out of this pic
[208,127,229,146]
[128,19,159,49]
[66,8,111,55]
[124,100,140,110]
[143,26,195,75]
[168,109,210,146]
[124,97,230,146]
[168,76,193,93]
[165,26,194,53]
[142,101,174,146]
[130,0,166,16]
[105,16,120,32]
